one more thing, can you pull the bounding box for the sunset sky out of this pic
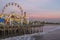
[0,0,60,19]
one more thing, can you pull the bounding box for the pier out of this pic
[0,2,44,39]
[0,24,44,39]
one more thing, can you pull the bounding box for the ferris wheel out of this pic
[1,2,26,25]
[2,2,23,17]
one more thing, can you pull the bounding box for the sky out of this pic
[0,0,60,19]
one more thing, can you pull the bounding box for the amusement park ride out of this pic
[0,2,28,25]
[0,2,43,38]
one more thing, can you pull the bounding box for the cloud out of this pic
[24,0,52,12]
[29,10,60,18]
[27,0,51,3]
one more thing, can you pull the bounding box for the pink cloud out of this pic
[28,11,60,19]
